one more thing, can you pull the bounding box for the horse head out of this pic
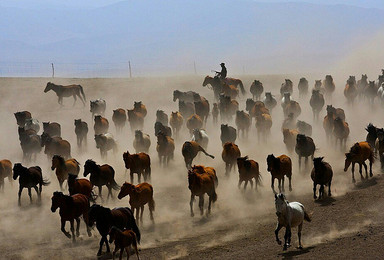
[275,193,288,217]
[123,151,133,169]
[134,101,142,109]
[51,191,66,212]
[135,130,143,139]
[12,163,25,180]
[344,152,353,172]
[118,182,134,200]
[51,154,64,170]
[84,159,97,177]
[313,157,325,169]
[44,82,52,93]
[88,204,109,227]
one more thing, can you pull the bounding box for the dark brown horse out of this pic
[194,99,210,124]
[219,94,239,121]
[133,101,147,117]
[83,159,120,200]
[156,110,168,126]
[250,80,264,100]
[112,108,127,133]
[311,157,333,199]
[13,163,50,206]
[298,78,309,97]
[50,191,92,242]
[109,227,140,260]
[67,173,94,201]
[74,119,88,147]
[178,100,195,119]
[333,117,349,149]
[43,122,61,137]
[118,182,155,224]
[309,90,325,121]
[18,127,41,161]
[237,156,262,190]
[344,76,358,104]
[170,111,184,138]
[295,134,316,170]
[266,154,292,193]
[44,82,86,106]
[156,131,175,166]
[14,111,32,127]
[182,141,214,169]
[344,142,374,183]
[235,110,251,138]
[123,151,151,183]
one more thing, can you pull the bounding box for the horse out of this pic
[266,154,292,193]
[90,99,106,117]
[323,75,335,98]
[50,191,92,242]
[237,156,262,190]
[13,163,50,206]
[311,157,333,199]
[282,128,299,153]
[224,77,246,95]
[364,81,377,104]
[192,128,209,150]
[298,78,309,98]
[44,82,86,106]
[14,111,32,127]
[221,83,239,99]
[43,122,61,137]
[344,76,358,105]
[357,74,368,97]
[280,79,293,97]
[182,141,214,169]
[88,204,140,256]
[188,167,217,217]
[281,113,296,131]
[250,80,264,100]
[133,130,151,153]
[154,121,172,137]
[109,227,140,260]
[83,159,120,200]
[0,159,12,191]
[202,75,223,101]
[127,109,144,131]
[156,131,175,166]
[24,118,40,133]
[283,100,301,119]
[344,142,374,183]
[74,119,88,147]
[212,103,219,124]
[51,155,80,190]
[94,115,109,135]
[18,127,41,161]
[263,92,277,112]
[333,117,349,149]
[156,110,168,126]
[222,142,241,176]
[235,110,251,138]
[255,113,272,141]
[173,90,198,103]
[186,114,203,135]
[313,80,325,93]
[295,134,315,170]
[95,133,118,159]
[169,111,184,138]
[220,124,237,145]
[249,100,269,124]
[112,108,127,133]
[309,89,325,121]
[218,94,239,121]
[194,99,210,124]
[67,173,94,201]
[274,193,311,251]
[375,128,384,170]
[178,101,195,119]
[323,105,345,142]
[296,120,312,137]
[133,101,147,117]
[123,151,151,183]
[118,182,155,224]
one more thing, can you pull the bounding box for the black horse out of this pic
[13,163,50,206]
[88,204,141,256]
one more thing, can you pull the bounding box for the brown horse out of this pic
[281,113,296,131]
[190,165,218,187]
[188,166,218,217]
[186,114,203,135]
[67,173,94,201]
[14,111,32,127]
[18,127,41,162]
[323,75,335,98]
[112,108,127,133]
[13,163,50,206]
[249,101,270,123]
[94,115,109,135]
[170,111,184,138]
[224,77,246,95]
[95,133,118,159]
[44,82,86,106]
[194,99,210,124]
[222,83,239,99]
[222,142,241,176]
[50,191,92,241]
[309,90,325,121]
[344,142,374,183]
[235,110,251,138]
[219,94,239,121]
[182,141,214,169]
[133,130,151,153]
[178,101,195,119]
[266,154,292,193]
[156,131,175,166]
[237,156,262,190]
[51,155,80,190]
[344,76,358,104]
[202,76,223,101]
[118,182,155,224]
[41,132,71,159]
[83,159,120,200]
[123,151,151,183]
[109,227,140,260]
[298,78,309,97]
[284,100,301,119]
[323,105,345,142]
[256,113,272,141]
[0,159,12,191]
[311,157,333,200]
[250,80,264,100]
[127,109,144,131]
[282,128,299,153]
[74,119,88,147]
[280,79,293,97]
[43,122,61,137]
[333,117,349,148]
[133,101,147,117]
[156,110,169,126]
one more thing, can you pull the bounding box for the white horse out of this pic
[377,83,384,103]
[24,118,40,133]
[274,193,311,250]
[281,92,291,110]
[191,128,209,150]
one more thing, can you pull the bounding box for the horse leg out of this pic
[18,186,23,206]
[238,179,242,189]
[244,180,248,190]
[328,180,332,196]
[70,219,76,242]
[105,235,111,253]
[358,163,364,181]
[298,156,302,171]
[75,218,80,237]
[249,179,254,190]
[140,205,144,225]
[275,223,282,245]
[199,195,204,216]
[61,219,71,238]
[283,226,292,250]
[59,180,63,191]
[119,248,124,260]
[304,157,308,169]
[225,163,229,176]
[278,179,282,193]
[298,223,303,249]
[130,172,134,184]
[319,185,324,199]
[313,182,317,199]
[28,187,32,203]
[351,163,356,183]
[138,173,142,183]
[98,186,103,201]
[288,176,292,192]
[281,178,285,193]
[97,237,104,256]
[363,162,368,179]
[33,186,40,202]
[135,207,140,224]
[72,94,77,107]
[369,159,373,177]
[190,194,195,217]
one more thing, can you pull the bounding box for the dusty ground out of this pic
[0,75,383,259]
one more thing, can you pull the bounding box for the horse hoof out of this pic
[298,246,303,250]
[283,246,287,251]
[190,213,194,217]
[277,240,282,245]
[97,252,102,256]
[352,179,356,184]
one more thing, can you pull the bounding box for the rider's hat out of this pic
[220,63,225,66]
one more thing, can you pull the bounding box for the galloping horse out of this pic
[311,157,333,199]
[267,154,292,193]
[344,142,374,183]
[44,82,86,106]
[51,155,80,190]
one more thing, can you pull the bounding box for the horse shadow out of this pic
[278,246,315,259]
[314,196,336,207]
[353,177,377,190]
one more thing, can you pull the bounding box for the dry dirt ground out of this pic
[0,75,383,260]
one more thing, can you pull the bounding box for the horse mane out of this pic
[349,142,361,155]
[54,155,66,166]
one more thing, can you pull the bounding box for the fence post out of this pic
[194,61,197,75]
[129,61,132,78]
[51,63,55,78]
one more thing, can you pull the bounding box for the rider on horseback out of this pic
[214,63,227,80]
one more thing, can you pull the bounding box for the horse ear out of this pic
[279,194,284,199]
[274,193,278,199]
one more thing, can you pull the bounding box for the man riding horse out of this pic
[214,63,227,80]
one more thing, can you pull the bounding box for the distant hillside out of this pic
[1,0,384,76]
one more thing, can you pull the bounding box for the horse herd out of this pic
[1,73,384,257]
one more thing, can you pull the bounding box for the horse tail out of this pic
[79,85,86,101]
[149,197,155,212]
[127,207,141,244]
[257,173,263,187]
[90,190,98,203]
[41,178,50,186]
[239,81,246,95]
[110,178,120,191]
[304,210,312,222]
